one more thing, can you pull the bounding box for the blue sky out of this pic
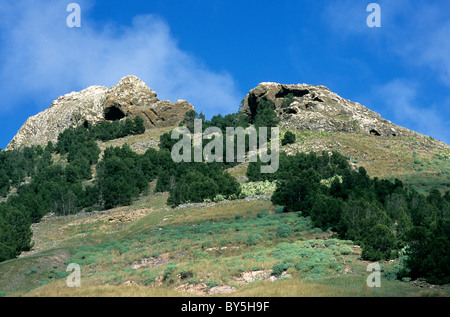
[0,0,449,149]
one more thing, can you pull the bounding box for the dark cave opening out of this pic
[370,129,381,136]
[104,106,126,121]
[275,87,310,99]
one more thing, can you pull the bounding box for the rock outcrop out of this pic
[240,82,415,138]
[7,76,194,150]
[103,76,193,129]
[8,79,426,151]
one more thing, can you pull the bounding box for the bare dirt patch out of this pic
[175,283,238,296]
[131,252,170,270]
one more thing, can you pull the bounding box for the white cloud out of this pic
[0,0,241,116]
[321,0,450,144]
[373,79,449,143]
[323,0,450,88]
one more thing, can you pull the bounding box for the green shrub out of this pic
[281,93,295,108]
[163,263,177,281]
[276,224,293,237]
[257,211,269,218]
[339,245,353,255]
[324,239,340,247]
[271,243,302,262]
[24,268,37,276]
[282,131,296,146]
[310,227,323,234]
[143,276,156,285]
[383,268,400,281]
[179,270,194,280]
[240,181,277,197]
[274,205,285,214]
[186,278,200,285]
[193,250,210,259]
[205,280,219,290]
[272,262,291,276]
[310,263,329,276]
[246,233,264,246]
[294,222,308,232]
[54,271,69,279]
[294,260,315,272]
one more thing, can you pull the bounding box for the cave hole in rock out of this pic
[370,129,381,136]
[104,105,126,121]
[285,108,298,114]
[312,96,324,102]
[83,120,89,128]
[275,88,310,99]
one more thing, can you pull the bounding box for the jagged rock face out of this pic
[241,82,413,137]
[104,76,193,128]
[7,85,108,150]
[7,75,194,150]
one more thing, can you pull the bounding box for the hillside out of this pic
[0,78,449,297]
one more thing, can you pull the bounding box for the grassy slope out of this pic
[282,128,450,194]
[1,127,449,297]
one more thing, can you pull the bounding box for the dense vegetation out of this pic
[248,151,450,284]
[1,101,449,285]
[0,117,146,261]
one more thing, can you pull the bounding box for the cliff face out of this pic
[6,76,194,150]
[240,82,416,138]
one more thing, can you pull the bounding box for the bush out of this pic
[144,276,156,285]
[163,263,177,281]
[205,280,219,290]
[24,268,38,276]
[252,99,279,128]
[324,239,340,247]
[186,278,200,285]
[272,262,291,276]
[246,233,264,246]
[339,245,353,255]
[281,131,296,146]
[257,211,269,218]
[294,221,309,232]
[274,205,285,214]
[271,243,301,260]
[240,181,277,198]
[281,93,295,108]
[179,270,194,280]
[295,260,315,272]
[276,224,293,237]
[361,224,397,261]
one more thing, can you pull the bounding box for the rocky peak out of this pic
[241,82,414,138]
[103,75,193,129]
[6,76,194,150]
[103,75,159,120]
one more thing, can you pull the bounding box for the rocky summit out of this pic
[7,78,439,151]
[240,82,417,138]
[6,75,194,150]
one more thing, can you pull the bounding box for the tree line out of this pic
[0,117,146,261]
[248,150,449,284]
[1,102,448,285]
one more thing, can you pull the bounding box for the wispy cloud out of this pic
[371,79,449,143]
[321,0,450,144]
[323,0,450,88]
[0,0,241,116]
